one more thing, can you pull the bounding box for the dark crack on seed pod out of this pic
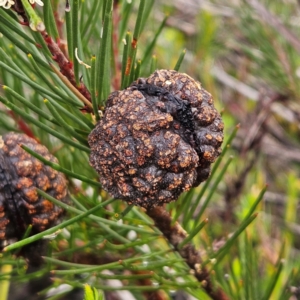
[88,69,224,208]
[0,132,68,250]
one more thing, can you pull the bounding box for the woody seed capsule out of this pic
[0,132,68,248]
[88,70,224,208]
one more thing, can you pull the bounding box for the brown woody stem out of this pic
[146,206,229,300]
[49,63,92,109]
[40,31,92,111]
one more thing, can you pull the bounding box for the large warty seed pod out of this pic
[0,132,68,248]
[88,70,224,208]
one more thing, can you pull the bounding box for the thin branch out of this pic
[248,0,300,54]
[49,63,92,109]
[112,0,122,90]
[40,31,92,110]
[211,66,299,127]
[146,206,229,300]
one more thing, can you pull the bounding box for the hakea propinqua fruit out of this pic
[88,70,224,208]
[0,132,68,249]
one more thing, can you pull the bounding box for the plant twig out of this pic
[248,0,300,54]
[112,0,122,90]
[40,31,92,109]
[146,206,229,300]
[210,66,298,126]
[49,63,92,109]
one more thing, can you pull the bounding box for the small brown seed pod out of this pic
[0,132,68,249]
[88,70,224,208]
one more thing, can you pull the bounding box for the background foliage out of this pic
[0,0,300,299]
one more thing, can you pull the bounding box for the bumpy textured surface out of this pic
[0,132,68,248]
[88,70,224,208]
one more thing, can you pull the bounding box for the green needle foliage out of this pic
[0,1,299,300]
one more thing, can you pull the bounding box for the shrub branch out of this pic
[40,31,92,110]
[146,206,229,300]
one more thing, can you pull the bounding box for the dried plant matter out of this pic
[89,70,223,208]
[0,132,68,248]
